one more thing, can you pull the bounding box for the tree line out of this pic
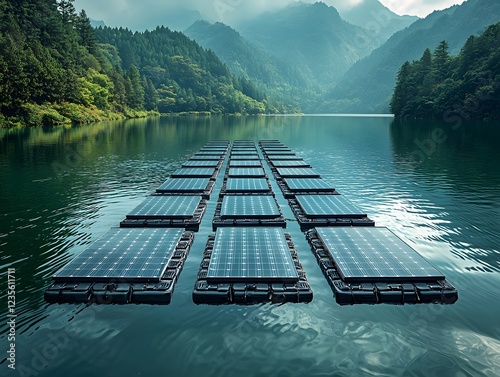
[390,22,500,120]
[0,0,269,126]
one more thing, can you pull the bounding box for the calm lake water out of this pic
[1,115,499,377]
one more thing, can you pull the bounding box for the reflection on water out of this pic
[1,115,499,377]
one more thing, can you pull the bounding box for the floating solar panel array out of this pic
[194,141,313,304]
[193,228,312,304]
[259,140,457,305]
[45,140,229,305]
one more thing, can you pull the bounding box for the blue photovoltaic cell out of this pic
[156,178,209,193]
[263,148,292,152]
[206,228,299,283]
[316,227,446,283]
[267,156,303,161]
[229,160,262,167]
[171,168,216,178]
[127,196,201,219]
[296,195,366,218]
[232,147,257,151]
[228,168,266,177]
[193,151,224,156]
[284,178,335,192]
[271,160,310,167]
[54,228,183,283]
[276,167,320,178]
[220,195,281,218]
[224,178,270,193]
[183,160,220,167]
[265,151,296,156]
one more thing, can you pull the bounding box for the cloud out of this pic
[379,0,466,17]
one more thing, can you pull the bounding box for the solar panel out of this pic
[270,160,310,167]
[267,156,303,161]
[296,195,367,218]
[316,227,445,283]
[199,148,227,152]
[263,148,292,152]
[126,196,201,219]
[224,178,270,193]
[190,156,222,161]
[229,160,262,167]
[265,151,296,156]
[284,178,335,192]
[220,195,281,219]
[54,228,183,283]
[229,156,261,161]
[156,178,209,193]
[232,147,257,151]
[276,167,320,178]
[228,168,266,177]
[231,152,259,157]
[193,151,224,156]
[206,228,299,283]
[171,168,216,178]
[183,160,220,168]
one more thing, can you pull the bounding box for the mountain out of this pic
[95,26,269,114]
[340,0,418,44]
[390,23,500,120]
[185,20,313,111]
[90,19,106,28]
[319,0,500,113]
[238,2,384,88]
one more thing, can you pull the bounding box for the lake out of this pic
[1,115,499,377]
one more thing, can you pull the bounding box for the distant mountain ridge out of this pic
[319,0,500,113]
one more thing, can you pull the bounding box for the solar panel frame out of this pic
[182,160,221,168]
[284,178,335,192]
[276,167,321,178]
[220,195,281,219]
[53,228,184,283]
[171,167,217,178]
[206,228,299,283]
[295,195,367,218]
[126,196,201,219]
[229,160,263,167]
[270,160,310,168]
[316,227,446,283]
[227,168,266,178]
[156,178,210,193]
[223,178,271,193]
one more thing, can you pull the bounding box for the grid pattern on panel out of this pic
[172,168,216,177]
[229,160,262,167]
[220,195,280,218]
[156,178,209,192]
[284,178,335,191]
[54,228,183,282]
[206,228,299,282]
[127,196,201,219]
[276,167,320,177]
[183,160,219,167]
[296,195,366,217]
[228,168,265,177]
[268,156,303,161]
[316,228,445,283]
[225,178,269,192]
[271,160,309,167]
[265,152,296,156]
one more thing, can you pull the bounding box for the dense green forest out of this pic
[0,0,269,127]
[94,26,273,115]
[390,22,500,120]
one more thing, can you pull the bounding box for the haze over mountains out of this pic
[89,0,499,114]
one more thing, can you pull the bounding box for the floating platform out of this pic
[228,160,263,167]
[274,167,321,179]
[193,228,313,304]
[45,229,194,305]
[269,160,311,168]
[278,178,338,198]
[220,178,273,196]
[289,194,375,230]
[155,178,215,200]
[306,227,458,305]
[226,167,267,178]
[120,195,207,231]
[171,167,218,180]
[212,195,285,229]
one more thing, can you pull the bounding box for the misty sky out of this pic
[74,0,467,31]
